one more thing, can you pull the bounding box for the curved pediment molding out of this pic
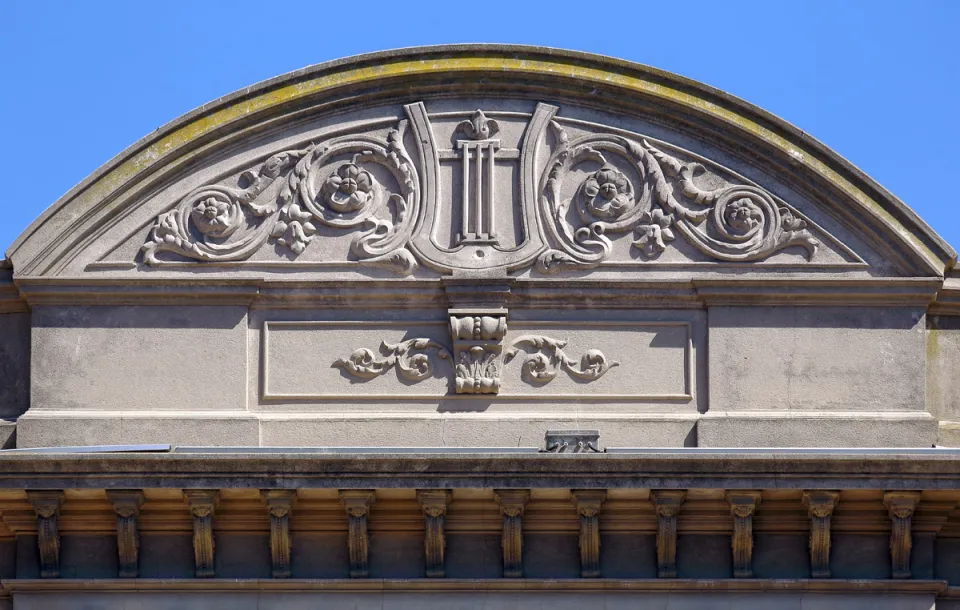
[6,45,955,280]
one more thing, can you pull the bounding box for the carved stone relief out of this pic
[106,490,145,578]
[138,101,846,275]
[505,336,618,383]
[28,491,64,579]
[332,317,617,396]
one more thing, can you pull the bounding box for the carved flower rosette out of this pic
[141,123,420,274]
[537,122,820,272]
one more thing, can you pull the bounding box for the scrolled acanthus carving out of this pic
[537,122,820,273]
[334,338,451,382]
[504,335,618,383]
[142,122,420,275]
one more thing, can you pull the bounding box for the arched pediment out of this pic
[6,45,954,282]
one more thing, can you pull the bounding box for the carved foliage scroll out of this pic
[138,102,830,277]
[495,490,530,578]
[505,336,618,384]
[651,490,685,578]
[418,490,451,578]
[884,491,920,579]
[262,490,296,578]
[341,490,376,578]
[184,490,219,578]
[572,490,606,578]
[803,490,839,578]
[142,122,420,275]
[334,339,451,382]
[28,491,64,579]
[106,490,145,578]
[726,491,761,578]
[537,123,819,273]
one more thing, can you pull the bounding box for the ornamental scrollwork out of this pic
[504,335,619,383]
[142,121,420,275]
[333,338,451,382]
[536,121,820,273]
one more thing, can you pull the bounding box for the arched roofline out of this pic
[7,44,955,277]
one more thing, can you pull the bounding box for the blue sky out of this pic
[2,0,958,257]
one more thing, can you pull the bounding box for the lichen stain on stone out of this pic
[57,55,939,270]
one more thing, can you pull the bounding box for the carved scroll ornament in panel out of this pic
[134,101,859,275]
[261,321,691,400]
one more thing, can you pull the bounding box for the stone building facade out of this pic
[0,45,959,608]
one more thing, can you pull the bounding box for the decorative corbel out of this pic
[106,490,145,578]
[27,491,64,578]
[726,491,762,578]
[495,490,530,577]
[651,490,686,578]
[884,491,920,579]
[262,490,296,578]
[449,310,507,394]
[802,490,839,578]
[184,490,219,578]
[340,490,376,578]
[417,489,452,577]
[572,490,606,578]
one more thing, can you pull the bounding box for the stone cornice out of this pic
[10,276,952,310]
[0,577,949,595]
[0,265,28,313]
[0,451,959,489]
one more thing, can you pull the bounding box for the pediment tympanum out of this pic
[134,101,851,276]
[7,46,953,281]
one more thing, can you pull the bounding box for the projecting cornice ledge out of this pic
[7,276,950,310]
[1,451,960,489]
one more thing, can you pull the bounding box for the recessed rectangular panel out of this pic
[262,320,690,401]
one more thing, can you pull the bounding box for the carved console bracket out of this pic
[543,430,602,453]
[418,490,452,577]
[572,490,606,578]
[106,490,145,578]
[651,490,686,578]
[495,490,530,578]
[449,310,507,394]
[262,490,296,578]
[28,491,64,579]
[726,491,762,578]
[341,490,376,578]
[803,490,839,578]
[184,490,219,578]
[884,491,920,579]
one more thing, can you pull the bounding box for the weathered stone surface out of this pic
[1,43,960,604]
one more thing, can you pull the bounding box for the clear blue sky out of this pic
[2,0,958,257]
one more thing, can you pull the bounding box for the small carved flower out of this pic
[724,198,764,234]
[191,196,234,235]
[581,164,634,219]
[322,162,376,213]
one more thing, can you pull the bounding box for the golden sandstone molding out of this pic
[340,490,376,578]
[106,490,144,578]
[803,490,839,578]
[418,490,452,578]
[885,491,920,579]
[495,489,530,578]
[572,490,606,578]
[3,487,955,582]
[27,491,64,579]
[726,490,761,578]
[183,490,219,578]
[262,490,296,579]
[651,490,685,578]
